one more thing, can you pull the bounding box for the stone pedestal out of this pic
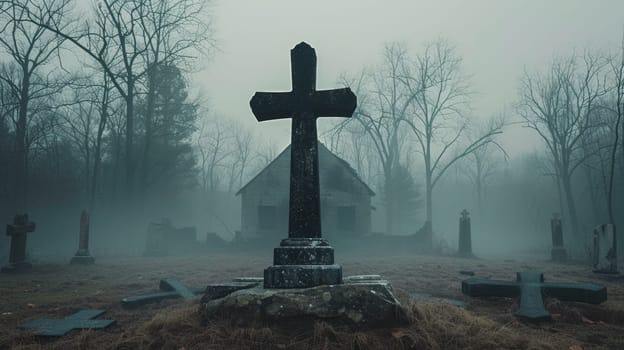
[202,275,408,330]
[264,238,342,288]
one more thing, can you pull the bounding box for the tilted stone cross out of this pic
[250,42,356,288]
[17,309,115,336]
[462,271,607,321]
[2,214,36,272]
[122,277,203,308]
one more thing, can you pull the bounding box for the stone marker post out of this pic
[593,224,618,274]
[2,214,36,272]
[70,210,95,265]
[250,42,356,288]
[458,209,472,257]
[550,213,567,262]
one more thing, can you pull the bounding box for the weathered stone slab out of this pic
[201,280,408,330]
[202,281,261,302]
[17,309,114,336]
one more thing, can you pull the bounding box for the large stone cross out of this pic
[250,42,356,288]
[462,271,607,321]
[250,42,356,239]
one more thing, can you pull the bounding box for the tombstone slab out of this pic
[462,271,607,321]
[593,224,618,274]
[2,214,35,273]
[17,309,114,336]
[550,213,567,262]
[458,209,473,257]
[249,42,356,289]
[70,210,95,265]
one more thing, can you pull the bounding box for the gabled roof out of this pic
[236,141,375,196]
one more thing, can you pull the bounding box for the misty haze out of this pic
[1,0,624,349]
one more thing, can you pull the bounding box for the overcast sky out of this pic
[195,0,624,157]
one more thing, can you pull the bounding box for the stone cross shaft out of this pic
[2,214,36,272]
[462,271,607,321]
[250,42,356,239]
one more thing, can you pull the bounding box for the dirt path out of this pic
[1,255,623,349]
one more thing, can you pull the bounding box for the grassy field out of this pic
[1,254,623,349]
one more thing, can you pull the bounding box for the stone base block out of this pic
[201,277,409,330]
[70,254,95,265]
[1,261,32,273]
[264,264,342,289]
[551,247,567,262]
[274,246,334,265]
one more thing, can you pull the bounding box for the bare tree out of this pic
[606,38,624,225]
[461,116,508,213]
[195,116,233,194]
[332,43,414,235]
[519,51,607,243]
[400,39,503,239]
[0,0,69,210]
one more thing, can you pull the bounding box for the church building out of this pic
[236,142,375,240]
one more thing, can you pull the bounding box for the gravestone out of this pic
[458,209,473,257]
[593,224,618,274]
[462,271,607,321]
[550,213,567,262]
[17,309,114,336]
[143,219,172,256]
[2,214,36,272]
[250,42,356,289]
[70,210,95,265]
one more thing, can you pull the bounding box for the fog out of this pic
[1,0,623,263]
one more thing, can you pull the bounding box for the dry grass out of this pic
[1,255,624,349]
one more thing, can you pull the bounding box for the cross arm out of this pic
[250,92,295,121]
[312,88,357,117]
[461,278,519,297]
[542,282,607,304]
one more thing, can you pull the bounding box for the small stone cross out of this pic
[17,309,115,336]
[462,271,607,321]
[461,209,469,220]
[2,214,36,272]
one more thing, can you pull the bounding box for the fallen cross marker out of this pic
[462,271,607,321]
[122,277,205,308]
[18,309,114,336]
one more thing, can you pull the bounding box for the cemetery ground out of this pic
[1,254,624,350]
